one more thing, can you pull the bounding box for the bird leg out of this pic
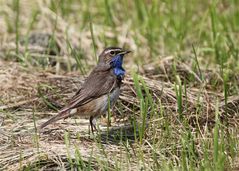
[89,116,97,133]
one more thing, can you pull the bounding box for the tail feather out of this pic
[39,109,70,129]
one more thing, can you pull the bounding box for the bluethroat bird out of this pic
[39,47,131,132]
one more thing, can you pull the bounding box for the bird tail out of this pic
[39,108,71,130]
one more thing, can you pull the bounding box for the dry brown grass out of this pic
[0,53,238,170]
[0,1,239,170]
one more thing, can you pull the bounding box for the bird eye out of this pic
[110,51,115,56]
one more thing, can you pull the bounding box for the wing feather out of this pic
[62,64,116,111]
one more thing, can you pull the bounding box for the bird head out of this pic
[98,47,131,66]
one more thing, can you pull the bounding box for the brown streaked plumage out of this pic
[39,47,130,132]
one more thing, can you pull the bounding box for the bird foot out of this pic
[89,116,98,134]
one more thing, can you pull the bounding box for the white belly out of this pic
[95,87,120,114]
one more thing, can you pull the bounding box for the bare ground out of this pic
[0,55,239,170]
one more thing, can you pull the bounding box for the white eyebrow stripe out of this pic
[104,49,122,54]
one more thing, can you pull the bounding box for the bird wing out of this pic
[63,64,116,111]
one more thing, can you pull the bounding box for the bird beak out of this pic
[119,50,131,55]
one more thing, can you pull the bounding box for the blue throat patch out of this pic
[111,54,125,80]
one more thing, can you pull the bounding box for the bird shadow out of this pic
[95,124,141,145]
[38,121,144,146]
